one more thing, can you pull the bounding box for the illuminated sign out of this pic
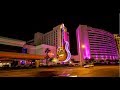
[57,24,71,62]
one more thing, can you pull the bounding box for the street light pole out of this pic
[80,45,86,66]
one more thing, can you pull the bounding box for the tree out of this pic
[45,48,51,66]
[85,57,89,64]
[89,58,95,64]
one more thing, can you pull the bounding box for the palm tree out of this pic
[45,48,51,66]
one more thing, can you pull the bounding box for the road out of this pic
[0,65,119,77]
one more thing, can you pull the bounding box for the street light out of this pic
[81,45,85,49]
[79,44,86,66]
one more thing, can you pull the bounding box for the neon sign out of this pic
[57,24,71,62]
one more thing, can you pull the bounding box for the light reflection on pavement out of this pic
[0,65,119,77]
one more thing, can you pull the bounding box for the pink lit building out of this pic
[76,25,119,64]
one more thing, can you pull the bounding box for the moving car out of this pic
[89,64,94,67]
[83,65,90,68]
[68,61,80,66]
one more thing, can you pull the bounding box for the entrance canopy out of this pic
[0,51,46,60]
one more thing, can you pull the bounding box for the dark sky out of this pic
[0,8,119,55]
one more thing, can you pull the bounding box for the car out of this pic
[89,64,94,67]
[69,75,77,77]
[68,61,80,67]
[58,74,70,77]
[83,65,90,68]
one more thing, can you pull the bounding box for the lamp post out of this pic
[80,44,86,66]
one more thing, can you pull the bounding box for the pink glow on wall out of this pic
[101,55,104,60]
[105,56,108,59]
[110,56,112,60]
[64,31,67,42]
[60,24,71,62]
[76,25,118,61]
[96,55,98,60]
[113,56,114,59]
[76,28,81,55]
[76,25,91,64]
[63,41,71,62]
[76,25,91,60]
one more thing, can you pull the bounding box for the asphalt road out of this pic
[0,65,119,77]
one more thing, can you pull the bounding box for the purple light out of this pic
[20,60,25,65]
[106,56,108,59]
[101,55,104,60]
[96,55,98,60]
[76,25,118,61]
[76,26,91,61]
[63,41,71,62]
[110,56,112,59]
[76,28,81,54]
[59,24,71,63]
[64,31,67,41]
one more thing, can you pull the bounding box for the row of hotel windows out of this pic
[89,56,117,59]
[90,42,116,45]
[90,52,117,54]
[90,50,117,52]
[88,32,112,36]
[90,46,117,48]
[88,30,112,36]
[88,34,113,38]
[90,44,116,47]
[89,37,115,41]
[88,35,114,38]
[90,53,117,55]
[41,30,58,46]
[90,50,117,53]
[91,55,117,57]
[90,52,117,55]
[89,38,114,42]
[90,49,117,51]
[90,48,117,51]
[89,38,115,42]
[88,33,112,37]
[90,46,117,50]
[43,38,58,46]
[90,45,117,48]
[89,41,115,45]
[42,30,58,40]
[90,42,116,47]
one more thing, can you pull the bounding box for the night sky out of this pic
[0,8,118,55]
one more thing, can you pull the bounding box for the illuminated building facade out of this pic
[0,36,26,67]
[114,34,120,59]
[33,24,70,48]
[76,25,118,64]
[0,36,26,53]
[23,44,56,57]
[32,24,71,62]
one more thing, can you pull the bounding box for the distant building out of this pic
[34,32,44,45]
[0,36,26,53]
[33,24,70,48]
[114,34,120,59]
[76,25,119,64]
[23,44,56,57]
[25,24,70,61]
